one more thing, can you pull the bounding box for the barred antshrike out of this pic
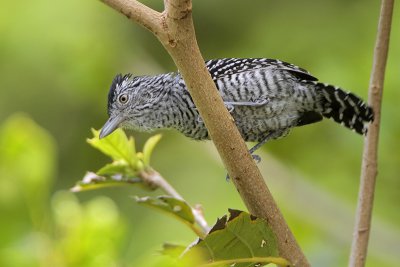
[100,58,373,154]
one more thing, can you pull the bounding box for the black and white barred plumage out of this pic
[100,58,374,144]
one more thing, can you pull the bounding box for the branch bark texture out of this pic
[100,0,308,265]
[349,0,394,266]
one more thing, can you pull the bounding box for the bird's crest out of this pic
[108,74,132,115]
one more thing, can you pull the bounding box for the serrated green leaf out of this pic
[136,196,195,225]
[87,128,137,166]
[71,172,141,192]
[184,209,291,267]
[142,134,162,167]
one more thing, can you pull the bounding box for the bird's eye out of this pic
[118,94,129,104]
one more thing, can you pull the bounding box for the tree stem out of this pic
[349,0,394,266]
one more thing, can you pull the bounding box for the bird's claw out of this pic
[252,154,261,163]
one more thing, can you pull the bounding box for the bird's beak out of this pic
[99,115,123,139]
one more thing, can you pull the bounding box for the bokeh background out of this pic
[0,0,399,266]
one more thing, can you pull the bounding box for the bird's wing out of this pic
[205,58,318,82]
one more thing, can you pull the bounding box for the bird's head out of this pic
[99,74,163,138]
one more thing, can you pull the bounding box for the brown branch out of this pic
[349,0,394,266]
[164,0,192,20]
[100,0,308,265]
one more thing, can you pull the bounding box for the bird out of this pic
[99,58,373,155]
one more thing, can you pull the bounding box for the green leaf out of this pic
[160,243,187,258]
[71,172,141,192]
[136,196,195,225]
[96,160,131,176]
[198,257,292,267]
[185,209,291,267]
[158,243,204,267]
[87,128,137,166]
[142,134,162,167]
[136,196,209,238]
[73,131,163,193]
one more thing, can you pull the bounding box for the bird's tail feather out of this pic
[308,81,374,134]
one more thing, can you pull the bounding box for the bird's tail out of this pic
[307,81,374,134]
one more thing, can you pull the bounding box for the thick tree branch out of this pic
[349,0,394,266]
[100,0,308,265]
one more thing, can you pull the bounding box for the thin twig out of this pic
[140,169,210,236]
[349,0,394,266]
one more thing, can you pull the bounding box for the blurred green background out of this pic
[0,0,399,266]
